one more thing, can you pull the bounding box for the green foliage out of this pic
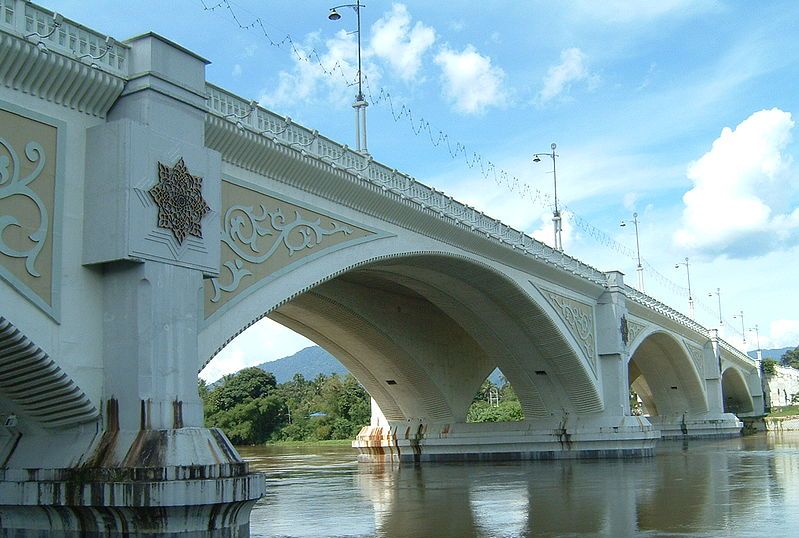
[466,379,523,423]
[781,348,799,369]
[200,369,371,445]
[761,359,778,376]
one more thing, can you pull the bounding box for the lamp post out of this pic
[733,310,746,344]
[708,287,722,326]
[749,324,762,360]
[619,212,644,291]
[328,1,369,155]
[674,257,694,319]
[533,142,562,251]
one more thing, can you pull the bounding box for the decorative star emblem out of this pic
[149,158,211,245]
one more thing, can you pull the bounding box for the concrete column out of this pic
[705,329,724,415]
[596,271,632,418]
[0,34,263,537]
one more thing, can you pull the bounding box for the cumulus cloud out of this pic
[200,318,313,383]
[531,210,576,251]
[259,30,373,109]
[768,319,799,349]
[673,108,798,258]
[537,47,599,105]
[370,4,435,81]
[434,44,507,115]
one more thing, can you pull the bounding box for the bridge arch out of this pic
[200,249,603,424]
[627,330,708,418]
[721,367,755,415]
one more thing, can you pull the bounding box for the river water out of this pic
[239,432,799,537]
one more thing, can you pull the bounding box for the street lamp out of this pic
[328,1,369,155]
[533,142,562,251]
[733,310,746,344]
[708,288,722,326]
[749,324,761,359]
[674,257,694,319]
[619,212,644,291]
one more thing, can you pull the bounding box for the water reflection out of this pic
[240,433,799,537]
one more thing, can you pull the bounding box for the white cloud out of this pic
[200,318,313,383]
[232,64,242,77]
[537,47,599,105]
[434,44,507,115]
[531,210,577,251]
[767,319,799,349]
[259,30,373,109]
[370,4,435,81]
[674,108,798,258]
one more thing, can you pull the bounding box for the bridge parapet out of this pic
[625,286,758,372]
[206,84,608,287]
[0,0,129,77]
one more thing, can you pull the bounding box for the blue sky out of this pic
[42,1,799,381]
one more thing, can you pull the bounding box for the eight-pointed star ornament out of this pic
[149,158,211,245]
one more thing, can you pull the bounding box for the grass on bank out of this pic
[766,405,799,418]
[262,439,354,448]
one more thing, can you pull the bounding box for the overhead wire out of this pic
[196,0,745,337]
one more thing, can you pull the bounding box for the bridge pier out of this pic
[354,416,658,462]
[0,31,263,536]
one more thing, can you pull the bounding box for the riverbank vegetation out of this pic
[200,368,524,444]
[199,368,370,445]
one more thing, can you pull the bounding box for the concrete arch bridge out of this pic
[0,2,762,535]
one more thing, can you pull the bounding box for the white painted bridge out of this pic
[0,1,763,536]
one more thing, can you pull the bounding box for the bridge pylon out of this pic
[0,32,263,536]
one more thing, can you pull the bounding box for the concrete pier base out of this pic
[0,465,263,537]
[354,417,660,463]
[0,428,265,537]
[648,414,743,439]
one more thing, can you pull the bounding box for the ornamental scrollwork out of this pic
[0,138,48,277]
[211,204,352,302]
[685,342,705,379]
[626,319,646,346]
[546,292,595,360]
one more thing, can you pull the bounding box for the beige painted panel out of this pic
[0,107,56,307]
[204,180,375,319]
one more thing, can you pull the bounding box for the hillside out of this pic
[256,346,348,383]
[256,345,506,385]
[247,344,796,385]
[749,347,795,361]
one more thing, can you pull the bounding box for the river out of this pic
[238,432,799,537]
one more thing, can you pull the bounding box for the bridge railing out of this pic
[625,286,757,369]
[718,339,759,372]
[203,86,760,369]
[205,83,609,287]
[0,0,129,77]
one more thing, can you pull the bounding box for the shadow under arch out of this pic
[627,331,708,419]
[721,367,754,415]
[201,251,603,425]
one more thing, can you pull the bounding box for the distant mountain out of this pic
[248,343,798,386]
[748,347,795,361]
[256,345,506,385]
[256,346,348,383]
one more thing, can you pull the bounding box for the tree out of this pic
[781,348,799,369]
[206,368,277,415]
[761,359,778,376]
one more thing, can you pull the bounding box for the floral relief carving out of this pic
[626,319,646,347]
[149,158,210,245]
[685,341,705,379]
[210,204,352,302]
[0,138,48,277]
[545,291,595,361]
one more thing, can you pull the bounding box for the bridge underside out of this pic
[261,256,671,462]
